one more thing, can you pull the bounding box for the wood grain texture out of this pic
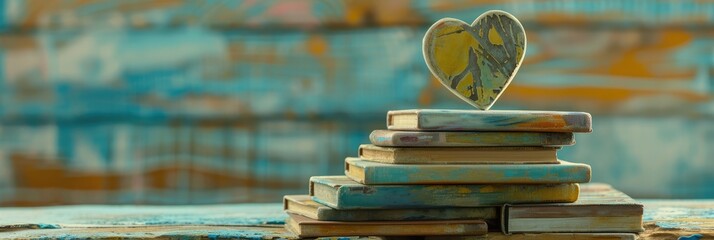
[504,183,643,233]
[358,144,559,164]
[0,27,710,120]
[0,204,286,228]
[309,176,579,209]
[0,199,711,239]
[284,195,498,224]
[387,109,593,132]
[369,130,575,147]
[286,213,487,237]
[345,158,591,185]
[3,1,714,30]
[0,0,712,206]
[641,200,714,231]
[423,11,526,110]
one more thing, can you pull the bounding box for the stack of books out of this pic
[283,109,643,238]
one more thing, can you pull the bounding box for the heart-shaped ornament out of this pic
[423,10,526,110]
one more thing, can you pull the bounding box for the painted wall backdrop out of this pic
[0,0,712,205]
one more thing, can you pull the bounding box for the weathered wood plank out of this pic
[1,115,713,205]
[0,200,711,239]
[0,225,298,239]
[0,204,286,227]
[0,27,711,119]
[2,0,714,30]
[642,200,714,230]
[0,120,376,205]
[0,0,712,208]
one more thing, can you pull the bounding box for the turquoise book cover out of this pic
[387,109,592,132]
[345,158,591,185]
[369,130,575,147]
[309,176,579,209]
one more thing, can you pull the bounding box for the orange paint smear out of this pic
[515,117,567,129]
[534,13,598,25]
[344,1,371,26]
[429,1,500,11]
[505,85,711,105]
[509,86,633,102]
[306,35,328,56]
[607,30,693,78]
[418,76,443,106]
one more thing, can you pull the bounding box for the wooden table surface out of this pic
[0,200,711,239]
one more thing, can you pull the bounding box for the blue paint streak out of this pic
[679,234,703,240]
[206,230,266,240]
[37,223,61,229]
[0,0,6,32]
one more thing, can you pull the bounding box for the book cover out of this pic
[421,233,637,240]
[369,130,575,147]
[345,158,590,185]
[387,109,592,132]
[285,214,487,237]
[309,176,579,209]
[359,144,559,164]
[283,195,498,225]
[503,183,644,233]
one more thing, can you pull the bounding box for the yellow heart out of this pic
[423,10,526,110]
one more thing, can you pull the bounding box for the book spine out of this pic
[331,184,579,209]
[416,112,592,132]
[362,162,591,184]
[370,131,575,147]
[361,146,559,164]
[506,216,645,233]
[318,207,500,224]
[309,180,341,209]
[504,204,644,233]
[471,233,638,240]
[300,221,487,237]
[369,131,397,146]
[347,158,374,184]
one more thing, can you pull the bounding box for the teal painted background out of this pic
[0,0,712,205]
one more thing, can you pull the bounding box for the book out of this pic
[387,109,592,132]
[283,195,498,225]
[310,176,579,209]
[359,144,559,164]
[345,158,590,185]
[285,214,487,237]
[419,233,637,240]
[369,130,575,147]
[502,183,644,233]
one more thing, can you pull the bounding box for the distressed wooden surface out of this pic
[0,27,711,119]
[0,121,368,205]
[2,0,714,30]
[0,0,712,206]
[0,200,711,239]
[309,176,579,209]
[345,158,590,185]
[423,11,525,110]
